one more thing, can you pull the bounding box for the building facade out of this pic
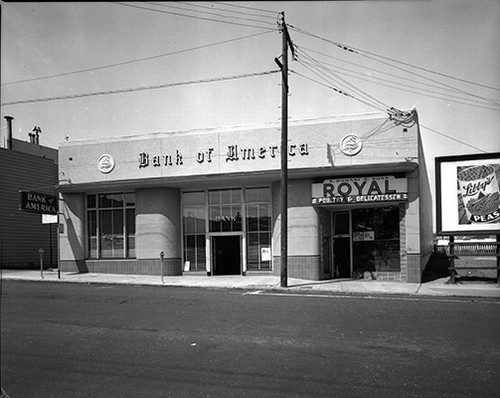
[0,117,59,269]
[58,111,433,282]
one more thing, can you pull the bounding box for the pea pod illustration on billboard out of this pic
[457,163,500,224]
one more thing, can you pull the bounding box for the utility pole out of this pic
[275,12,294,288]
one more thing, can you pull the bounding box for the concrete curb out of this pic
[2,270,499,299]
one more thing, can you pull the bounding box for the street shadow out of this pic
[421,252,450,283]
[447,276,498,285]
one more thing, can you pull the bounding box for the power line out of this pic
[289,26,500,106]
[214,2,278,15]
[296,46,500,105]
[289,25,500,92]
[353,49,500,107]
[290,69,388,113]
[295,27,500,106]
[2,31,273,86]
[340,70,499,111]
[179,2,277,20]
[144,1,277,27]
[1,70,280,106]
[420,124,488,153]
[296,49,392,112]
[296,50,499,111]
[113,2,276,31]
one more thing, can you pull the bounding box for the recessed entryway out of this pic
[211,235,241,275]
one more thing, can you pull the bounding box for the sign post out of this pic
[20,191,59,279]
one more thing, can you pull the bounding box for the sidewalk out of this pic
[1,269,499,299]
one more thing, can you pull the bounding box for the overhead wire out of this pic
[420,124,488,153]
[179,2,277,20]
[343,72,499,111]
[1,31,274,87]
[1,70,280,106]
[214,2,278,15]
[113,2,277,31]
[297,46,500,107]
[289,26,500,108]
[4,4,493,156]
[296,48,393,112]
[144,1,277,28]
[293,51,491,152]
[295,48,499,111]
[288,25,500,93]
[290,69,389,113]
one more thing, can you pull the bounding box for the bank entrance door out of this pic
[211,235,241,275]
[332,211,351,278]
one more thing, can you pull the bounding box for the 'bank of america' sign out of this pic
[19,191,58,215]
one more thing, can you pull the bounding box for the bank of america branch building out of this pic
[58,111,433,283]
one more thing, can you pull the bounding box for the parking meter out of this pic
[39,248,45,279]
[160,251,164,283]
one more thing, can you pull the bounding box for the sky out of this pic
[1,1,499,188]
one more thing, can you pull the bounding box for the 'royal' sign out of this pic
[19,191,58,215]
[311,176,408,205]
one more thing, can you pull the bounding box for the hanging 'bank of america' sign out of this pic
[311,176,408,205]
[19,191,58,215]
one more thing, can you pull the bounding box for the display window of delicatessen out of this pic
[312,175,407,279]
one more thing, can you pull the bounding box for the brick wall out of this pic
[60,258,182,275]
[273,255,321,280]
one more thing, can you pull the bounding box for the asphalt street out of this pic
[1,281,499,397]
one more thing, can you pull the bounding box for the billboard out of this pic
[436,153,500,235]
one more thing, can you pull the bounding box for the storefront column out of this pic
[272,180,321,280]
[136,187,182,275]
[405,169,422,283]
[59,193,87,272]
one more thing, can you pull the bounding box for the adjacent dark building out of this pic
[0,116,58,269]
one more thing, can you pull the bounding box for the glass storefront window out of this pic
[209,189,243,232]
[183,234,206,272]
[334,212,350,235]
[246,187,270,202]
[99,193,123,208]
[126,208,136,258]
[87,194,96,209]
[183,206,207,271]
[246,190,271,270]
[209,188,241,205]
[88,210,97,258]
[182,187,272,272]
[86,192,135,259]
[352,206,400,276]
[183,191,205,206]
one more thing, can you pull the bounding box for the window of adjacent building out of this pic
[86,192,135,259]
[245,187,271,270]
[351,206,400,275]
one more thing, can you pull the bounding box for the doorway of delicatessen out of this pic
[329,206,403,279]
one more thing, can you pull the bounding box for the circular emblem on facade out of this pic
[97,154,115,174]
[340,134,363,156]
